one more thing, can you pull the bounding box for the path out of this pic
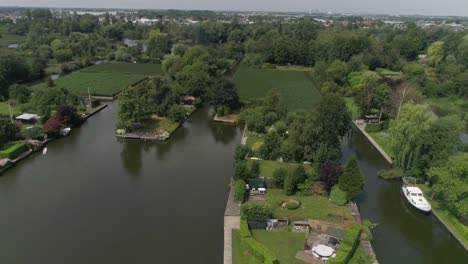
[223,178,241,264]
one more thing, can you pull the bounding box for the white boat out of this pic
[59,128,71,136]
[43,147,48,155]
[401,177,431,212]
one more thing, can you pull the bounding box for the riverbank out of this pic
[116,106,197,141]
[0,103,108,175]
[353,121,468,252]
[352,121,393,165]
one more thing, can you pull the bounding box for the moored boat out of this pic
[401,177,431,212]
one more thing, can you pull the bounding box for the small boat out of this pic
[43,147,48,155]
[59,128,71,136]
[401,177,431,212]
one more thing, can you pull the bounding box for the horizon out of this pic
[1,0,468,17]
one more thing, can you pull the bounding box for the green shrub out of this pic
[0,142,28,159]
[234,179,246,203]
[241,202,272,220]
[285,199,301,210]
[328,224,361,264]
[330,186,347,205]
[365,122,383,132]
[377,168,404,179]
[240,219,279,264]
[22,127,44,140]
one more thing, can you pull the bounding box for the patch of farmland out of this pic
[233,66,321,110]
[81,62,162,76]
[32,72,146,97]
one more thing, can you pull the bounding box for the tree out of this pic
[167,105,187,124]
[260,131,282,160]
[427,41,445,67]
[0,116,19,148]
[284,172,296,195]
[338,156,364,201]
[320,161,342,192]
[53,49,73,62]
[0,54,30,100]
[241,202,272,220]
[207,78,239,111]
[428,154,468,224]
[234,144,249,162]
[234,179,246,203]
[233,160,249,180]
[390,103,432,170]
[9,84,31,104]
[43,116,63,135]
[30,87,67,116]
[249,160,260,178]
[118,85,152,130]
[273,167,288,188]
[56,105,81,126]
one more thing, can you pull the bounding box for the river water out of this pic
[0,103,466,263]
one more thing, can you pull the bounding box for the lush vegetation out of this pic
[80,62,162,75]
[328,224,361,264]
[252,230,307,264]
[239,219,279,264]
[232,230,261,264]
[0,141,27,159]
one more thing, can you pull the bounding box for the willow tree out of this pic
[389,102,432,170]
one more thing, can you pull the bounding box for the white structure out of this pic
[402,186,431,212]
[15,113,39,122]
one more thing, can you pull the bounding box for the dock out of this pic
[223,178,241,264]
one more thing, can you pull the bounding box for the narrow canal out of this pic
[0,102,466,263]
[343,130,468,264]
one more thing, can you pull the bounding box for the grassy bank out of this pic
[265,189,354,222]
[0,102,21,116]
[232,230,261,264]
[368,130,395,158]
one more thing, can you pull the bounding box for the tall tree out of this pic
[320,161,342,192]
[338,156,364,201]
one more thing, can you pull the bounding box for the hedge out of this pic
[234,179,246,203]
[0,142,28,159]
[240,219,279,264]
[365,122,383,132]
[328,224,361,264]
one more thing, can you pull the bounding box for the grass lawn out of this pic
[233,66,321,110]
[232,230,261,264]
[368,130,395,159]
[376,68,402,77]
[81,62,162,76]
[252,230,307,264]
[246,136,264,148]
[276,65,313,71]
[419,185,468,247]
[349,244,371,264]
[0,26,26,47]
[31,72,146,97]
[265,189,354,222]
[247,159,314,179]
[0,102,21,116]
[344,97,360,120]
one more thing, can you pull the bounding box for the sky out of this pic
[1,0,468,16]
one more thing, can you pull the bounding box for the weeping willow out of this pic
[390,103,432,171]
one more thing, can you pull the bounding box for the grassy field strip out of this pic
[80,62,162,75]
[233,66,321,110]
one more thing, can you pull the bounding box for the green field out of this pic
[0,102,21,116]
[0,26,26,47]
[81,62,162,76]
[252,230,307,264]
[233,66,321,110]
[32,72,146,97]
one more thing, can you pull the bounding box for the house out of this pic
[181,96,196,106]
[15,114,39,124]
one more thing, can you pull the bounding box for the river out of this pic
[0,102,466,263]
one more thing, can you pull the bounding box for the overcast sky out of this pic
[1,0,468,16]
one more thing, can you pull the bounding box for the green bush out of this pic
[377,168,404,179]
[328,224,361,264]
[241,202,272,220]
[240,219,279,264]
[234,179,246,203]
[0,142,28,159]
[365,122,383,132]
[286,199,301,210]
[22,127,44,140]
[330,186,347,205]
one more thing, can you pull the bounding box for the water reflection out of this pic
[208,122,239,145]
[120,140,143,178]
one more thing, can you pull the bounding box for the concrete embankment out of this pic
[352,121,393,165]
[223,178,241,264]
